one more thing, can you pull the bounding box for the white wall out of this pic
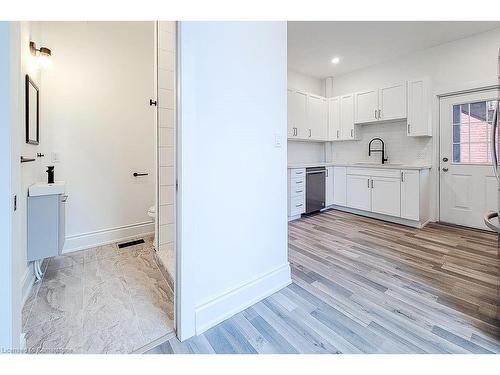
[0,21,14,351]
[40,22,156,252]
[287,70,326,164]
[178,21,290,340]
[288,69,324,95]
[328,27,500,220]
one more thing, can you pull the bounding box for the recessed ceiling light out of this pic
[331,57,340,64]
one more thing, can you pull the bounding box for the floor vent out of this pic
[118,238,145,248]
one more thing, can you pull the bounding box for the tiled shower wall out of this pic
[156,21,176,288]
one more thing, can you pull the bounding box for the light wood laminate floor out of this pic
[148,210,499,354]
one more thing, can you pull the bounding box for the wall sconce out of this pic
[30,41,51,69]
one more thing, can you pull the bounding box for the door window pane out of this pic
[451,99,497,164]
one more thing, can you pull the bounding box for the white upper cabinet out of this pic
[379,82,407,121]
[354,89,379,124]
[287,89,308,139]
[340,94,356,140]
[407,78,432,137]
[328,96,341,141]
[307,94,328,141]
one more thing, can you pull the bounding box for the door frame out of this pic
[436,78,500,224]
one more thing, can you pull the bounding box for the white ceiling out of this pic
[288,21,500,79]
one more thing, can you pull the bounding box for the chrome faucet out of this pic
[368,138,388,164]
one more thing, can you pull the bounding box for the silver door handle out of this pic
[484,212,500,233]
[491,102,498,181]
[61,195,68,203]
[442,167,449,172]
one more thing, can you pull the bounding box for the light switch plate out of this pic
[274,133,282,148]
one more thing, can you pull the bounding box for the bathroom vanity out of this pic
[27,182,67,262]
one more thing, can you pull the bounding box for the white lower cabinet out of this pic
[332,167,346,206]
[346,174,371,211]
[371,176,401,217]
[401,169,420,220]
[288,168,306,219]
[325,167,334,207]
[331,166,429,227]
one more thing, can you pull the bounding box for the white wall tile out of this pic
[159,128,174,148]
[159,223,175,244]
[159,166,175,186]
[159,185,175,205]
[159,108,174,128]
[159,203,175,225]
[158,88,174,109]
[159,146,175,166]
[158,68,174,90]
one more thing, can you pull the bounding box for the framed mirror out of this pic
[25,74,39,145]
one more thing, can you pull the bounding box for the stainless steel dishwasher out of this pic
[305,167,326,214]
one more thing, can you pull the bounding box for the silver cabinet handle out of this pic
[295,203,303,207]
[374,109,377,119]
[337,130,339,139]
[371,179,374,188]
[484,212,500,233]
[296,190,303,193]
[401,171,404,182]
[367,178,370,188]
[350,129,353,138]
[378,109,381,119]
[407,123,411,134]
[308,129,312,138]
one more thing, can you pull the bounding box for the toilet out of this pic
[148,206,156,248]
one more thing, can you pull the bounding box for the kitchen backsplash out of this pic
[288,141,326,164]
[328,121,433,165]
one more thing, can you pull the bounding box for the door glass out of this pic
[451,100,498,164]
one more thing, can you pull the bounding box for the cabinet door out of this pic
[354,89,378,124]
[332,166,346,206]
[401,170,420,220]
[379,82,407,121]
[346,174,371,211]
[307,95,328,141]
[288,90,308,139]
[340,94,355,140]
[287,89,296,138]
[328,96,341,141]
[325,167,334,206]
[371,176,401,217]
[407,79,431,137]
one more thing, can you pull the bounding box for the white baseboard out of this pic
[194,263,292,335]
[21,264,35,310]
[62,221,154,253]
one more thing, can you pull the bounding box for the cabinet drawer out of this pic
[290,180,305,197]
[289,195,305,216]
[289,168,306,179]
[346,167,400,178]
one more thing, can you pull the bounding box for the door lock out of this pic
[442,157,448,162]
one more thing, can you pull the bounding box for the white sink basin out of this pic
[29,181,66,197]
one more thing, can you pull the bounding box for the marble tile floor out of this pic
[22,236,175,354]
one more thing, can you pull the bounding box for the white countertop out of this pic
[288,162,431,170]
[29,181,66,197]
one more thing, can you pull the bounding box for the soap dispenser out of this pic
[46,166,55,184]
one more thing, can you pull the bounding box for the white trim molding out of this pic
[194,263,292,335]
[62,221,154,253]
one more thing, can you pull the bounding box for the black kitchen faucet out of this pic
[368,138,388,164]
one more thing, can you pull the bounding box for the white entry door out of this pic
[439,90,498,230]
